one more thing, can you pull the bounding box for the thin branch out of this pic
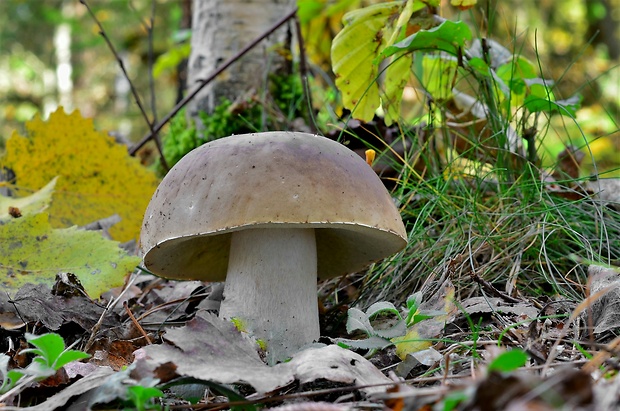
[80,0,169,171]
[293,13,316,133]
[128,7,299,156]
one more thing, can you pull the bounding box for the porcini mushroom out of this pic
[140,132,406,362]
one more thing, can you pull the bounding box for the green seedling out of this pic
[125,385,164,411]
[405,292,445,327]
[0,332,90,402]
[334,300,406,355]
[0,355,24,395]
[487,349,528,373]
[21,333,90,377]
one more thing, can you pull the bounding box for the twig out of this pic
[128,7,299,156]
[293,13,316,133]
[80,0,169,171]
[470,271,522,303]
[123,301,152,344]
[84,272,139,352]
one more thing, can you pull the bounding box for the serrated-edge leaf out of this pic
[346,307,374,335]
[373,319,407,339]
[333,336,393,351]
[0,212,139,298]
[366,301,401,319]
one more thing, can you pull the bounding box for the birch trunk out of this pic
[186,0,296,122]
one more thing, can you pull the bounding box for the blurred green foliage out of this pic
[0,0,617,172]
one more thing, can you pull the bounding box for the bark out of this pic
[186,0,296,122]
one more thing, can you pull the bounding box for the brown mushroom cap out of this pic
[140,132,407,281]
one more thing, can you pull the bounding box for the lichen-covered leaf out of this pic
[1,108,159,242]
[0,177,57,223]
[0,212,139,298]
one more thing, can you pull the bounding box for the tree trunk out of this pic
[186,0,296,123]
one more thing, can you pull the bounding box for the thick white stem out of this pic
[219,227,319,362]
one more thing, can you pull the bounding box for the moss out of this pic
[160,73,306,172]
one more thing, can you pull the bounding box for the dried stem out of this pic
[80,0,169,171]
[294,13,316,133]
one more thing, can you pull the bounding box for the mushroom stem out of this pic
[219,227,319,362]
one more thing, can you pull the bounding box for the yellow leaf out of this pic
[451,0,477,11]
[0,212,139,298]
[1,108,159,242]
[392,329,432,359]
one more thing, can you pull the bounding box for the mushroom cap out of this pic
[140,132,407,281]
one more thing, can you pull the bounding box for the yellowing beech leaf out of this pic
[382,54,413,125]
[331,2,404,121]
[0,177,57,223]
[0,212,139,298]
[1,108,159,242]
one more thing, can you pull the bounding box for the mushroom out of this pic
[140,132,407,362]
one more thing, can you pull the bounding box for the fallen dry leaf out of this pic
[141,312,391,395]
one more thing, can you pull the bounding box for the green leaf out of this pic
[22,333,90,372]
[345,307,375,336]
[153,42,191,79]
[0,177,57,223]
[523,93,582,117]
[0,212,139,298]
[382,54,413,125]
[441,390,469,411]
[366,301,402,319]
[126,385,164,411]
[54,350,90,370]
[380,20,472,59]
[331,1,404,121]
[487,349,528,372]
[23,333,66,368]
[466,57,491,77]
[496,56,537,81]
[0,355,24,394]
[333,335,393,351]
[422,54,458,101]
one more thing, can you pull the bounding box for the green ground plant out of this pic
[326,1,619,307]
[0,333,89,400]
[160,73,305,171]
